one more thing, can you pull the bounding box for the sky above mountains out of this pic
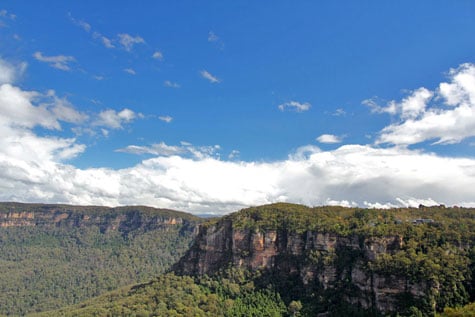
[1,1,475,214]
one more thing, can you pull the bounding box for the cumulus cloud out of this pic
[152,51,163,60]
[33,52,75,71]
[0,84,87,130]
[201,70,220,83]
[0,64,15,82]
[0,60,87,169]
[93,32,114,48]
[2,141,475,214]
[208,31,219,42]
[68,14,114,49]
[106,142,474,213]
[94,108,138,129]
[45,90,89,124]
[158,115,173,123]
[0,57,26,84]
[278,101,311,112]
[0,9,16,21]
[316,134,342,144]
[375,63,475,146]
[68,14,91,32]
[164,80,180,88]
[366,88,433,119]
[124,68,136,75]
[228,150,240,160]
[332,108,346,116]
[1,58,475,215]
[207,31,224,49]
[118,33,145,51]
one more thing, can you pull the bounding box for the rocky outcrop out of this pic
[173,219,429,314]
[0,202,198,236]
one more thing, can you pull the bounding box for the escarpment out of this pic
[0,202,198,235]
[174,203,475,315]
[0,202,201,316]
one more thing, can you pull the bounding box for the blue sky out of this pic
[1,1,475,214]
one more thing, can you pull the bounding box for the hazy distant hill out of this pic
[34,203,475,316]
[0,202,201,316]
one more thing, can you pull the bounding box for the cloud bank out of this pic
[1,58,475,214]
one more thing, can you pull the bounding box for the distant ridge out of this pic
[0,202,201,315]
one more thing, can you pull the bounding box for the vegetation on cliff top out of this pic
[228,202,475,239]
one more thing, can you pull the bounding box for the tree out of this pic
[288,300,302,317]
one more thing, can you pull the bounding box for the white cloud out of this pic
[159,115,173,123]
[228,150,240,160]
[0,61,87,168]
[0,57,26,84]
[0,84,87,130]
[439,64,475,106]
[68,14,115,49]
[68,14,91,32]
[152,51,163,60]
[316,134,342,144]
[398,88,433,119]
[366,88,432,119]
[363,97,397,115]
[49,94,89,124]
[1,58,475,215]
[33,52,75,71]
[0,75,474,215]
[117,142,186,156]
[102,36,114,48]
[94,108,137,129]
[164,80,180,88]
[201,70,220,83]
[0,9,15,21]
[208,31,219,42]
[278,101,311,112]
[332,108,346,116]
[208,31,224,49]
[3,142,475,214]
[376,63,475,145]
[124,68,136,75]
[116,141,220,160]
[93,32,115,48]
[117,33,145,51]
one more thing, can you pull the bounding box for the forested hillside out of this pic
[30,271,289,317]
[174,203,475,316]
[0,203,201,316]
[7,202,475,316]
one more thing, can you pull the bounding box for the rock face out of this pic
[174,218,428,314]
[0,202,197,236]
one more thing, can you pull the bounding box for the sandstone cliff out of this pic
[173,205,445,315]
[0,202,199,235]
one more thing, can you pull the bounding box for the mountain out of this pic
[9,202,475,316]
[173,203,475,316]
[0,202,201,316]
